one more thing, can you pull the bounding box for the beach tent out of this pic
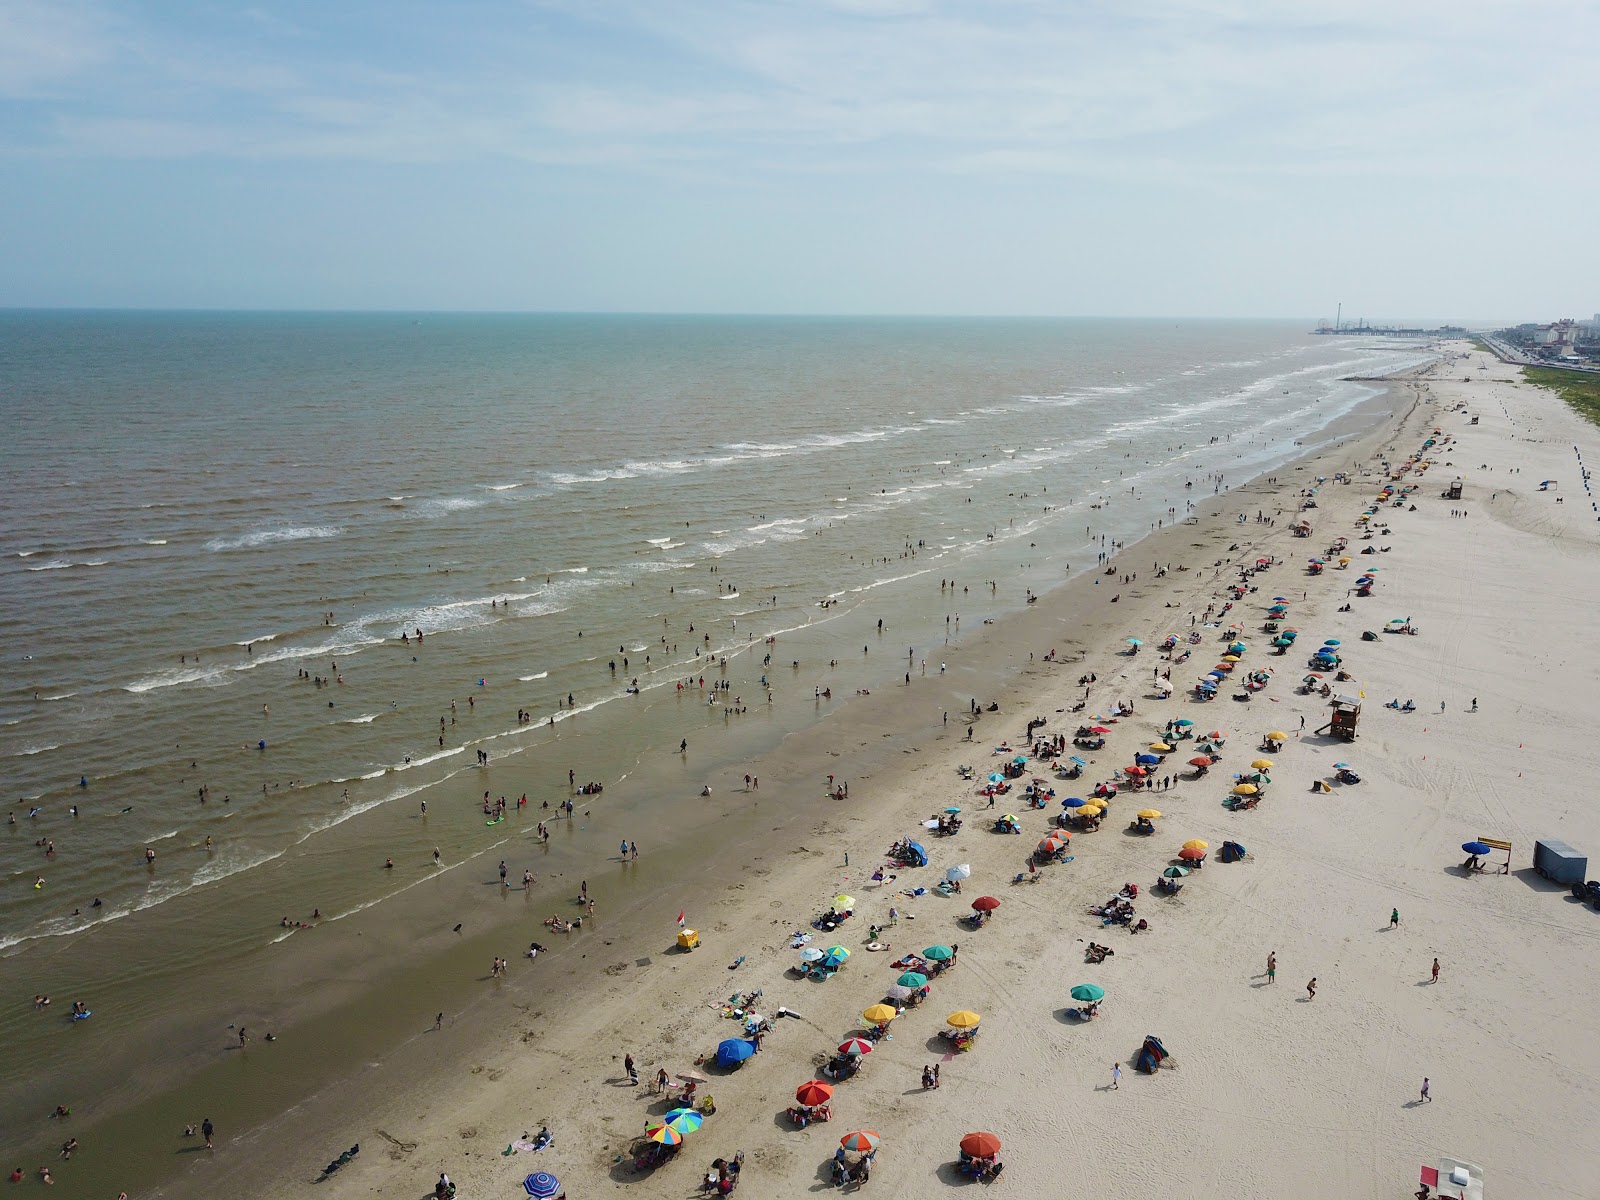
[1135,1035,1170,1073]
[903,841,929,867]
[1219,841,1247,863]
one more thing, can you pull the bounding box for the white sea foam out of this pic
[411,496,484,517]
[25,559,71,571]
[205,526,341,552]
[518,671,550,681]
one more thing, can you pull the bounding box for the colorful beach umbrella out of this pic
[960,1132,1003,1158]
[524,1172,561,1198]
[946,1010,982,1028]
[1038,837,1064,853]
[1069,983,1105,1002]
[795,1080,833,1106]
[971,896,1001,912]
[645,1124,684,1145]
[838,1038,874,1057]
[840,1130,881,1152]
[923,944,954,961]
[862,1003,898,1025]
[664,1107,704,1134]
[825,945,851,960]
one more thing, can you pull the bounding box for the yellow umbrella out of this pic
[833,895,856,910]
[1266,731,1287,741]
[1182,839,1209,851]
[1221,654,1241,663]
[1080,800,1105,812]
[862,1004,897,1025]
[1339,556,1351,564]
[1136,809,1162,820]
[1233,783,1258,796]
[946,1010,982,1029]
[1251,758,1274,770]
[1149,742,1173,753]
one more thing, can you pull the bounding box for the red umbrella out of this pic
[838,1037,874,1057]
[1125,766,1148,777]
[960,1131,1003,1158]
[1178,846,1206,861]
[840,1130,881,1152]
[1089,725,1112,734]
[971,896,1001,912]
[795,1080,833,1106]
[1187,756,1212,767]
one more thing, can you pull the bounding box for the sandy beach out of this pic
[22,343,1600,1200]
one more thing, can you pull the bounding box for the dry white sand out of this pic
[218,345,1600,1200]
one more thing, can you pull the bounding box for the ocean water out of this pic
[0,313,1430,1134]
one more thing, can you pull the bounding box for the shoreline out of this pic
[3,359,1438,1197]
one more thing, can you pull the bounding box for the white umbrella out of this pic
[945,864,972,881]
[885,984,916,1001]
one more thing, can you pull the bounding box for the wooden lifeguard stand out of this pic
[1317,695,1361,741]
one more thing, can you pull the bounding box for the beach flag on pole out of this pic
[677,910,686,928]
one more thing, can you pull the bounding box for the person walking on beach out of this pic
[1391,907,1401,929]
[435,1013,443,1031]
[625,1054,638,1085]
[1305,977,1317,1000]
[1420,1077,1431,1102]
[201,1118,214,1149]
[1430,957,1440,984]
[1110,1063,1121,1089]
[1266,952,1276,983]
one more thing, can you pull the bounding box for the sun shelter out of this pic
[1135,1034,1170,1073]
[1419,1157,1484,1199]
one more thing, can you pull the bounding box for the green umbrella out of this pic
[1069,983,1105,1003]
[897,971,929,989]
[922,945,954,961]
[1162,865,1190,878]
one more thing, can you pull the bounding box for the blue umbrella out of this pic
[799,947,825,962]
[525,1172,561,1198]
[1068,756,1087,766]
[1062,797,1086,808]
[1272,596,1288,602]
[1323,639,1341,647]
[1461,841,1493,856]
[821,952,848,969]
[716,1038,756,1066]
[1135,754,1160,765]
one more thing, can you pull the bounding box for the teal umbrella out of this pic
[897,971,929,988]
[1069,983,1105,1002]
[664,1107,704,1134]
[923,945,954,961]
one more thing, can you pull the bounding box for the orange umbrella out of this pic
[960,1131,1003,1158]
[795,1080,833,1106]
[1188,756,1212,768]
[1178,846,1206,861]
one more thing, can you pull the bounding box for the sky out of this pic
[0,0,1595,319]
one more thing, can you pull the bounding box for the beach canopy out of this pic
[525,1173,561,1199]
[664,1108,704,1134]
[645,1124,684,1145]
[1178,846,1206,861]
[961,1132,1003,1158]
[716,1038,757,1066]
[971,896,1001,912]
[945,864,971,881]
[1069,984,1105,1003]
[862,1003,898,1025]
[1137,809,1162,820]
[1183,839,1210,851]
[1462,841,1494,856]
[1233,783,1258,796]
[923,944,954,961]
[838,1037,874,1057]
[1162,865,1190,878]
[840,1130,881,1152]
[1251,758,1275,770]
[897,971,929,989]
[1266,731,1287,740]
[796,1080,833,1106]
[946,1010,982,1029]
